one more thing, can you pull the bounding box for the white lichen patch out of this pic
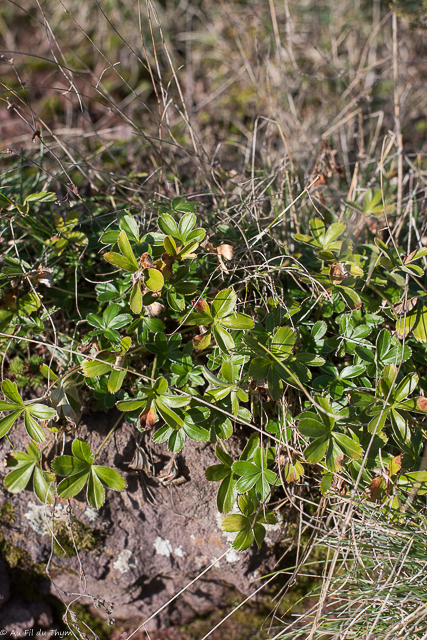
[225,548,240,563]
[24,502,50,535]
[84,507,99,523]
[154,537,173,557]
[113,549,138,574]
[174,545,185,558]
[211,556,221,567]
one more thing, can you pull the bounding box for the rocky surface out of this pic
[0,411,283,632]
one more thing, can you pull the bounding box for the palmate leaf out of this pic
[212,324,235,353]
[87,470,105,509]
[2,380,24,405]
[211,288,237,318]
[52,439,126,506]
[4,463,35,493]
[0,410,24,438]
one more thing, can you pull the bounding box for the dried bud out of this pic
[192,297,210,313]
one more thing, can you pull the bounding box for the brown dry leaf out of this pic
[145,302,164,318]
[139,407,157,431]
[192,297,210,313]
[417,397,427,411]
[217,244,234,260]
[160,252,174,280]
[193,330,211,350]
[329,262,349,284]
[0,287,19,310]
[393,296,418,316]
[140,252,154,269]
[336,455,344,469]
[368,476,385,501]
[31,265,53,287]
[388,454,402,477]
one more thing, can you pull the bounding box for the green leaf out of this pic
[176,238,199,259]
[249,357,270,380]
[299,413,329,438]
[51,455,89,476]
[0,400,23,411]
[152,424,174,443]
[164,235,178,256]
[253,522,266,549]
[368,411,388,434]
[145,268,164,291]
[24,411,45,443]
[394,373,419,403]
[232,461,259,477]
[335,285,362,310]
[27,441,41,461]
[396,306,418,339]
[212,324,235,353]
[183,423,210,442]
[376,329,391,360]
[81,360,112,377]
[154,376,168,395]
[27,404,57,420]
[233,525,254,551]
[323,222,346,248]
[240,434,260,461]
[119,214,139,242]
[168,428,185,452]
[220,313,254,330]
[130,283,143,314]
[222,513,247,532]
[340,364,366,379]
[72,439,95,464]
[333,433,363,459]
[304,436,328,463]
[117,230,139,270]
[316,396,335,430]
[396,398,427,413]
[33,467,53,504]
[159,213,179,237]
[212,289,237,319]
[116,397,146,412]
[236,475,259,492]
[413,306,427,343]
[216,446,233,467]
[4,463,34,493]
[390,409,410,444]
[0,410,24,438]
[156,398,184,429]
[57,470,90,499]
[2,380,24,405]
[179,212,197,239]
[217,474,237,513]
[93,465,127,491]
[312,321,327,341]
[309,219,325,245]
[104,251,138,272]
[87,469,106,508]
[108,368,127,394]
[272,326,297,353]
[205,464,230,481]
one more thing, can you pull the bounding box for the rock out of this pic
[0,558,10,608]
[0,604,35,635]
[0,412,283,629]
[28,601,54,628]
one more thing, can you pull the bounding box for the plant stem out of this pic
[95,413,124,460]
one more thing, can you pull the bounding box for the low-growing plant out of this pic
[1,183,427,553]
